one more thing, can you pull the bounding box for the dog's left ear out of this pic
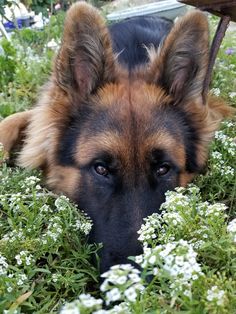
[54,2,116,98]
[148,10,209,104]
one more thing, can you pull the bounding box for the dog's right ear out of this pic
[54,2,116,98]
[147,10,209,105]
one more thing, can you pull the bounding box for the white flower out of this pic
[211,88,220,96]
[0,254,8,275]
[229,91,236,98]
[183,289,192,298]
[149,255,156,264]
[106,288,121,304]
[116,275,127,285]
[124,286,137,302]
[55,195,70,211]
[52,273,61,283]
[206,286,226,306]
[128,273,141,283]
[135,255,143,264]
[227,218,236,233]
[175,256,184,266]
[227,219,236,242]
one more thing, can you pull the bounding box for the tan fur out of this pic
[183,95,234,169]
[0,110,32,161]
[46,165,81,197]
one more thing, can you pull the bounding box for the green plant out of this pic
[0,164,100,313]
[0,39,17,90]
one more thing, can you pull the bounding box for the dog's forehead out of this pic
[95,80,171,113]
[74,81,186,169]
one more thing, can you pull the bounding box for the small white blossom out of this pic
[211,88,220,96]
[229,91,236,99]
[0,254,9,275]
[227,218,236,242]
[106,288,121,304]
[206,286,226,306]
[124,286,137,302]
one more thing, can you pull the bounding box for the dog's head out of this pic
[19,3,231,272]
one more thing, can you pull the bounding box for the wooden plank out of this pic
[179,0,236,21]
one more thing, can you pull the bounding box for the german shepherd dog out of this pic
[0,3,232,272]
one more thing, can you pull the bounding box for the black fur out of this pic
[109,15,173,69]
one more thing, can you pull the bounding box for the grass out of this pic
[0,13,235,314]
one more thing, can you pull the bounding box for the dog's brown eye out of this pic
[94,164,109,176]
[156,164,170,176]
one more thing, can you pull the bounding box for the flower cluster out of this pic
[137,213,162,244]
[2,228,26,244]
[21,176,42,193]
[0,254,9,276]
[16,273,28,286]
[74,218,92,235]
[214,130,236,157]
[60,298,130,314]
[197,202,227,219]
[137,185,228,251]
[101,264,144,305]
[135,240,203,298]
[22,176,41,188]
[15,251,35,267]
[55,196,93,235]
[60,294,103,314]
[55,195,71,211]
[42,216,63,244]
[206,286,226,306]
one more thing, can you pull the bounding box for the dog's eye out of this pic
[156,164,171,176]
[94,164,109,176]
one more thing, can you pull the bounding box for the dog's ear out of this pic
[148,10,209,104]
[54,2,116,98]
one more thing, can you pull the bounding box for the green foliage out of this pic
[30,0,54,15]
[0,164,100,313]
[0,12,64,117]
[195,120,236,213]
[0,39,17,90]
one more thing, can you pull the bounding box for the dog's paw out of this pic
[0,111,32,163]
